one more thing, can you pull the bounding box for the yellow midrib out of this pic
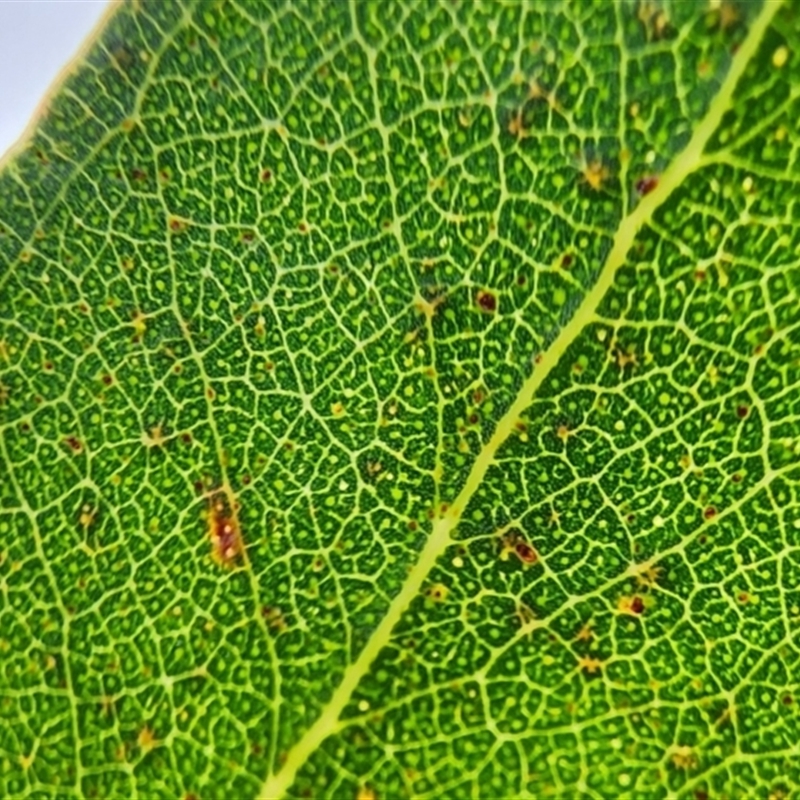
[258,4,779,797]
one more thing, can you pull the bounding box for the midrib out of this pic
[258,4,779,797]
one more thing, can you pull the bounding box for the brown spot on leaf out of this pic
[635,175,659,196]
[476,290,497,312]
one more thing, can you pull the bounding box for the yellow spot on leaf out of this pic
[137,726,156,752]
[141,425,166,448]
[670,745,697,770]
[581,159,610,192]
[772,45,789,68]
[578,656,603,674]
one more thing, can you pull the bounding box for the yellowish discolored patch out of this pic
[137,726,156,752]
[578,656,603,674]
[670,745,697,770]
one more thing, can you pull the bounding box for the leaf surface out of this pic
[1,2,799,799]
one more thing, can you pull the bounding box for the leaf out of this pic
[1,1,799,798]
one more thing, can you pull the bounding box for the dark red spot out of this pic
[468,413,479,425]
[737,592,749,603]
[102,374,113,386]
[699,534,708,544]
[561,253,574,268]
[473,389,485,404]
[131,168,146,181]
[214,517,239,559]
[180,433,192,444]
[731,473,742,483]
[515,541,537,564]
[477,290,497,312]
[694,270,706,282]
[242,474,251,485]
[193,480,204,494]
[65,436,82,453]
[408,520,418,531]
[20,422,30,432]
[694,791,709,800]
[440,503,449,514]
[298,222,308,233]
[516,275,527,286]
[783,695,793,705]
[260,169,272,182]
[631,596,644,614]
[635,175,659,196]
[206,388,215,400]
[241,231,254,243]
[736,405,749,419]
[703,506,717,520]
[43,362,53,371]
[169,218,184,232]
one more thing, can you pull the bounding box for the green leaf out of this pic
[1,1,799,798]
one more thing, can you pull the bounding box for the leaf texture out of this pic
[1,1,799,798]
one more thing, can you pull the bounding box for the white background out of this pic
[0,1,109,159]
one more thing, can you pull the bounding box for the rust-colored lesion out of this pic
[205,482,245,568]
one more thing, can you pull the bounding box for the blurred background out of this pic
[0,1,109,158]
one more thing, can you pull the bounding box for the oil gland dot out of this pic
[357,699,370,712]
[772,45,789,69]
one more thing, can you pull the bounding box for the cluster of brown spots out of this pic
[476,289,497,312]
[498,529,538,565]
[426,583,449,602]
[635,175,659,196]
[207,492,243,567]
